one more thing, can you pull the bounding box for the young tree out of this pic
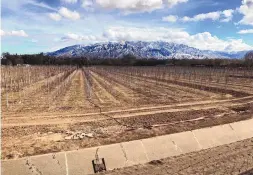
[244,51,253,67]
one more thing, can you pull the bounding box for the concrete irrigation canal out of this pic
[2,118,253,175]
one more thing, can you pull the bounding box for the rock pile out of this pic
[64,131,94,140]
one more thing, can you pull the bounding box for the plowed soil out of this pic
[1,67,253,160]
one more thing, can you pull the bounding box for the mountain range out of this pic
[47,41,251,59]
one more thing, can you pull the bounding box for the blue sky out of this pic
[1,0,253,54]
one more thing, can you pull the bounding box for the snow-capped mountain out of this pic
[47,41,250,59]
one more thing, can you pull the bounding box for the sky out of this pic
[1,0,253,54]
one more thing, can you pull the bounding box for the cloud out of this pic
[61,33,105,42]
[61,0,78,4]
[96,0,163,13]
[58,7,80,20]
[189,32,252,51]
[181,9,234,22]
[95,0,187,13]
[0,30,5,36]
[48,7,80,21]
[182,12,221,22]
[49,13,62,21]
[1,30,28,37]
[238,29,253,34]
[101,26,253,51]
[238,0,253,26]
[82,0,94,8]
[162,15,178,22]
[221,9,234,22]
[81,0,95,11]
[26,1,58,11]
[165,0,188,8]
[62,33,83,41]
[11,30,29,37]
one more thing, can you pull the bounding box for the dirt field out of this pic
[102,138,253,175]
[1,66,253,160]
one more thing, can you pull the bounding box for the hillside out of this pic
[47,41,250,59]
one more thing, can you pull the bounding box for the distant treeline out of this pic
[1,52,253,67]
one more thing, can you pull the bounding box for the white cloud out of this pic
[82,0,94,8]
[221,9,234,22]
[58,7,80,20]
[102,26,189,43]
[96,0,163,13]
[81,0,95,11]
[49,7,80,21]
[63,33,83,41]
[95,0,187,13]
[27,1,57,12]
[238,29,253,34]
[49,13,62,21]
[0,30,6,36]
[162,15,178,22]
[1,30,28,37]
[101,26,253,51]
[61,33,105,42]
[11,30,28,37]
[238,0,253,26]
[182,12,221,22]
[61,0,78,3]
[181,9,234,22]
[188,32,252,51]
[165,0,188,8]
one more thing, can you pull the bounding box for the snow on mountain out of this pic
[47,41,250,59]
